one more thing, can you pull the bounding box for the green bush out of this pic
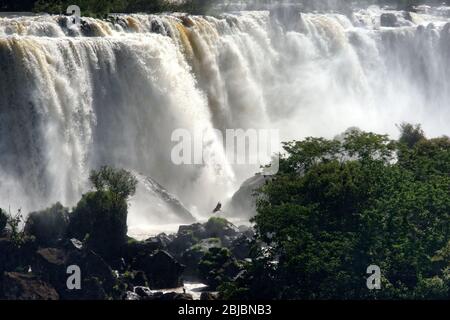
[24,203,69,246]
[221,125,450,299]
[0,209,7,234]
[68,190,128,259]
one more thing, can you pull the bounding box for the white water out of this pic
[1,6,450,233]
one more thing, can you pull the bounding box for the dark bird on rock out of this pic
[212,202,222,213]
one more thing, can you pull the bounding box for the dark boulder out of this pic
[181,238,222,278]
[157,292,193,300]
[125,291,141,300]
[230,235,252,260]
[144,233,173,251]
[132,250,184,289]
[130,270,149,287]
[380,13,399,27]
[134,286,153,299]
[204,217,239,246]
[1,272,59,300]
[227,174,269,219]
[31,239,120,299]
[200,292,219,300]
[168,225,204,257]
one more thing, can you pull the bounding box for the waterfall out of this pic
[1,6,450,230]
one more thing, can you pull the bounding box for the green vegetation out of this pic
[1,1,442,16]
[219,125,450,299]
[89,165,138,201]
[24,203,69,246]
[0,0,211,16]
[68,166,137,259]
[199,247,244,290]
[6,210,26,247]
[0,209,7,234]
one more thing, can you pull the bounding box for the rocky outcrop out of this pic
[132,250,184,289]
[1,272,59,300]
[227,174,269,219]
[181,238,222,277]
[380,13,399,27]
[31,239,119,299]
[200,292,219,300]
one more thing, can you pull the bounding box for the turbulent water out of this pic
[1,5,450,232]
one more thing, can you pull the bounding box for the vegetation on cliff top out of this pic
[219,124,450,299]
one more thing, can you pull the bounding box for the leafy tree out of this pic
[67,166,136,259]
[220,125,450,299]
[24,202,69,247]
[6,210,26,247]
[89,166,137,202]
[68,190,128,259]
[397,123,426,148]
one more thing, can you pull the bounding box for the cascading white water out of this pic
[1,6,450,233]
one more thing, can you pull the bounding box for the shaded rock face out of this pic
[162,218,255,284]
[204,218,240,247]
[132,250,184,289]
[1,272,59,300]
[380,13,399,27]
[0,238,36,274]
[227,174,269,219]
[24,203,69,247]
[230,235,252,260]
[157,292,193,301]
[31,239,118,300]
[200,292,218,300]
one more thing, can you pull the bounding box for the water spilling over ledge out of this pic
[1,6,450,232]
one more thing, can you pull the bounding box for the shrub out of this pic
[68,190,128,259]
[24,203,69,246]
[0,209,7,235]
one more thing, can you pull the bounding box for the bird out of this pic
[212,202,222,213]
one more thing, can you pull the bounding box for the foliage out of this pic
[24,203,69,247]
[6,210,26,247]
[397,123,426,148]
[0,208,7,234]
[198,247,243,290]
[68,190,128,259]
[220,125,450,299]
[89,166,137,201]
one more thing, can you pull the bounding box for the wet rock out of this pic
[132,250,184,289]
[181,16,195,28]
[168,224,205,257]
[134,286,153,298]
[157,292,194,301]
[144,233,173,251]
[380,13,399,27]
[230,235,252,260]
[227,174,269,219]
[200,292,219,300]
[1,272,59,300]
[204,217,240,245]
[131,271,149,287]
[238,225,255,238]
[31,241,119,299]
[181,238,222,278]
[125,291,140,300]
